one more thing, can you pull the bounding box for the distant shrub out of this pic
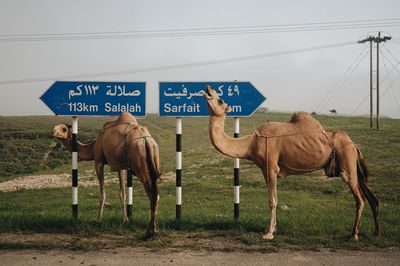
[0,136,69,179]
[47,159,63,169]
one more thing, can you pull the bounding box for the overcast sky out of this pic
[1,0,400,118]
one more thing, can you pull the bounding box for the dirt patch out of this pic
[0,247,399,266]
[0,171,176,192]
[160,171,175,182]
[0,172,115,192]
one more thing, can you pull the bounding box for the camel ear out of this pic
[67,124,72,129]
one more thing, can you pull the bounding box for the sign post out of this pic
[41,81,146,218]
[233,117,240,221]
[176,117,182,220]
[159,81,265,220]
[71,116,78,218]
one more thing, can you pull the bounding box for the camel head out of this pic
[204,85,231,117]
[52,124,72,139]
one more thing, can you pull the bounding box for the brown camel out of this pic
[52,112,160,237]
[204,85,380,240]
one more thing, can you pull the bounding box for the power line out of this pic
[351,95,369,115]
[322,49,368,111]
[382,44,400,66]
[381,45,400,79]
[378,50,400,112]
[0,41,355,85]
[351,48,400,115]
[1,18,400,42]
[314,45,368,112]
[4,18,399,37]
[314,45,369,113]
[380,50,400,113]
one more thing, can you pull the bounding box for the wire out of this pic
[314,45,369,113]
[0,41,355,85]
[314,45,367,112]
[351,94,370,115]
[1,18,400,42]
[381,50,394,85]
[351,48,400,115]
[378,50,400,112]
[380,46,400,79]
[382,44,400,67]
[380,51,399,112]
[4,18,399,37]
[322,49,368,111]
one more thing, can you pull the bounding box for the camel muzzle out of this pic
[205,85,213,97]
[51,130,64,139]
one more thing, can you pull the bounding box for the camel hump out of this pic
[256,112,324,137]
[101,112,138,131]
[115,112,138,124]
[288,112,324,130]
[289,112,321,126]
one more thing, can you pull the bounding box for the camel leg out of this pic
[142,178,160,238]
[341,169,366,240]
[262,167,278,240]
[118,170,128,224]
[338,143,368,240]
[95,162,106,223]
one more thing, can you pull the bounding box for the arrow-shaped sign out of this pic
[40,81,146,116]
[159,82,266,116]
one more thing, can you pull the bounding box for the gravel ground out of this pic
[1,248,399,266]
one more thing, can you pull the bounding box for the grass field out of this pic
[0,112,399,251]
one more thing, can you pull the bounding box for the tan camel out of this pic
[204,85,380,240]
[52,112,160,237]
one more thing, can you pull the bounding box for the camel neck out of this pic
[61,138,95,161]
[209,115,255,159]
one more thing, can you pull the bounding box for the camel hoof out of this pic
[144,231,157,240]
[349,234,359,241]
[262,233,274,240]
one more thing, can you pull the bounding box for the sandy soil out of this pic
[0,172,175,192]
[1,248,399,266]
[0,173,104,192]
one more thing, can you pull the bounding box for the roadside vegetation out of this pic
[0,112,399,251]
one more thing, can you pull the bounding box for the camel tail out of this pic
[144,137,161,182]
[356,147,380,237]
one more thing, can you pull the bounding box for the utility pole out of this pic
[358,32,391,129]
[377,32,380,130]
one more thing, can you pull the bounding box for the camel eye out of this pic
[218,99,224,105]
[62,127,67,133]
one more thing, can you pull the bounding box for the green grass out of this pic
[0,112,399,251]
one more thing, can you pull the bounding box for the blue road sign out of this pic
[40,81,146,116]
[159,82,265,116]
